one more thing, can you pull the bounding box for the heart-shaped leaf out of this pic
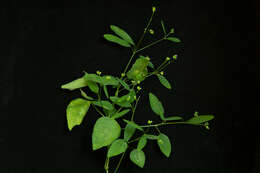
[61,77,88,91]
[110,25,135,45]
[157,133,171,158]
[130,149,145,168]
[157,74,172,89]
[66,98,91,131]
[107,139,128,158]
[104,34,131,47]
[92,117,121,150]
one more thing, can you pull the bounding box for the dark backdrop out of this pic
[0,0,257,173]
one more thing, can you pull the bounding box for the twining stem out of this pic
[113,151,126,173]
[104,156,110,173]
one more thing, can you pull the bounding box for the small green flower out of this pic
[147,120,153,124]
[137,86,142,90]
[149,29,154,35]
[166,57,171,61]
[121,73,125,77]
[160,71,164,75]
[137,80,140,84]
[172,54,178,61]
[152,6,156,12]
[194,111,199,117]
[96,70,102,75]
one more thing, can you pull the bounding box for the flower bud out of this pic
[172,54,178,60]
[166,57,170,61]
[147,120,153,124]
[137,86,142,90]
[149,29,154,35]
[96,70,102,75]
[121,73,125,77]
[160,71,164,75]
[152,6,156,12]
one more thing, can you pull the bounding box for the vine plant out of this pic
[61,6,214,173]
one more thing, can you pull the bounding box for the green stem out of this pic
[92,104,105,117]
[136,37,165,53]
[140,121,202,128]
[131,96,141,121]
[113,151,126,173]
[136,10,155,50]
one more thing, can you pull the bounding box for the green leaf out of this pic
[127,57,150,82]
[80,89,94,100]
[186,115,214,124]
[166,37,181,43]
[123,119,144,131]
[148,61,154,69]
[110,25,135,45]
[66,98,91,131]
[111,109,131,119]
[163,116,183,121]
[110,96,132,108]
[84,73,103,83]
[117,78,131,91]
[107,139,128,158]
[149,93,164,118]
[157,74,172,89]
[88,81,99,93]
[157,133,171,157]
[102,75,119,86]
[92,100,114,110]
[144,134,159,140]
[103,85,109,98]
[61,77,88,91]
[104,34,131,47]
[130,149,145,168]
[92,117,121,150]
[137,135,147,150]
[124,124,136,141]
[161,20,167,35]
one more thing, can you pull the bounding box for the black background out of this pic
[1,0,258,173]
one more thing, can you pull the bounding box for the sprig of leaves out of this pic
[61,6,214,173]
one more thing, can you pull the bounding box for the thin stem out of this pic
[136,10,155,50]
[131,96,141,121]
[155,126,161,133]
[140,121,202,128]
[113,151,126,173]
[136,37,165,53]
[92,104,105,117]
